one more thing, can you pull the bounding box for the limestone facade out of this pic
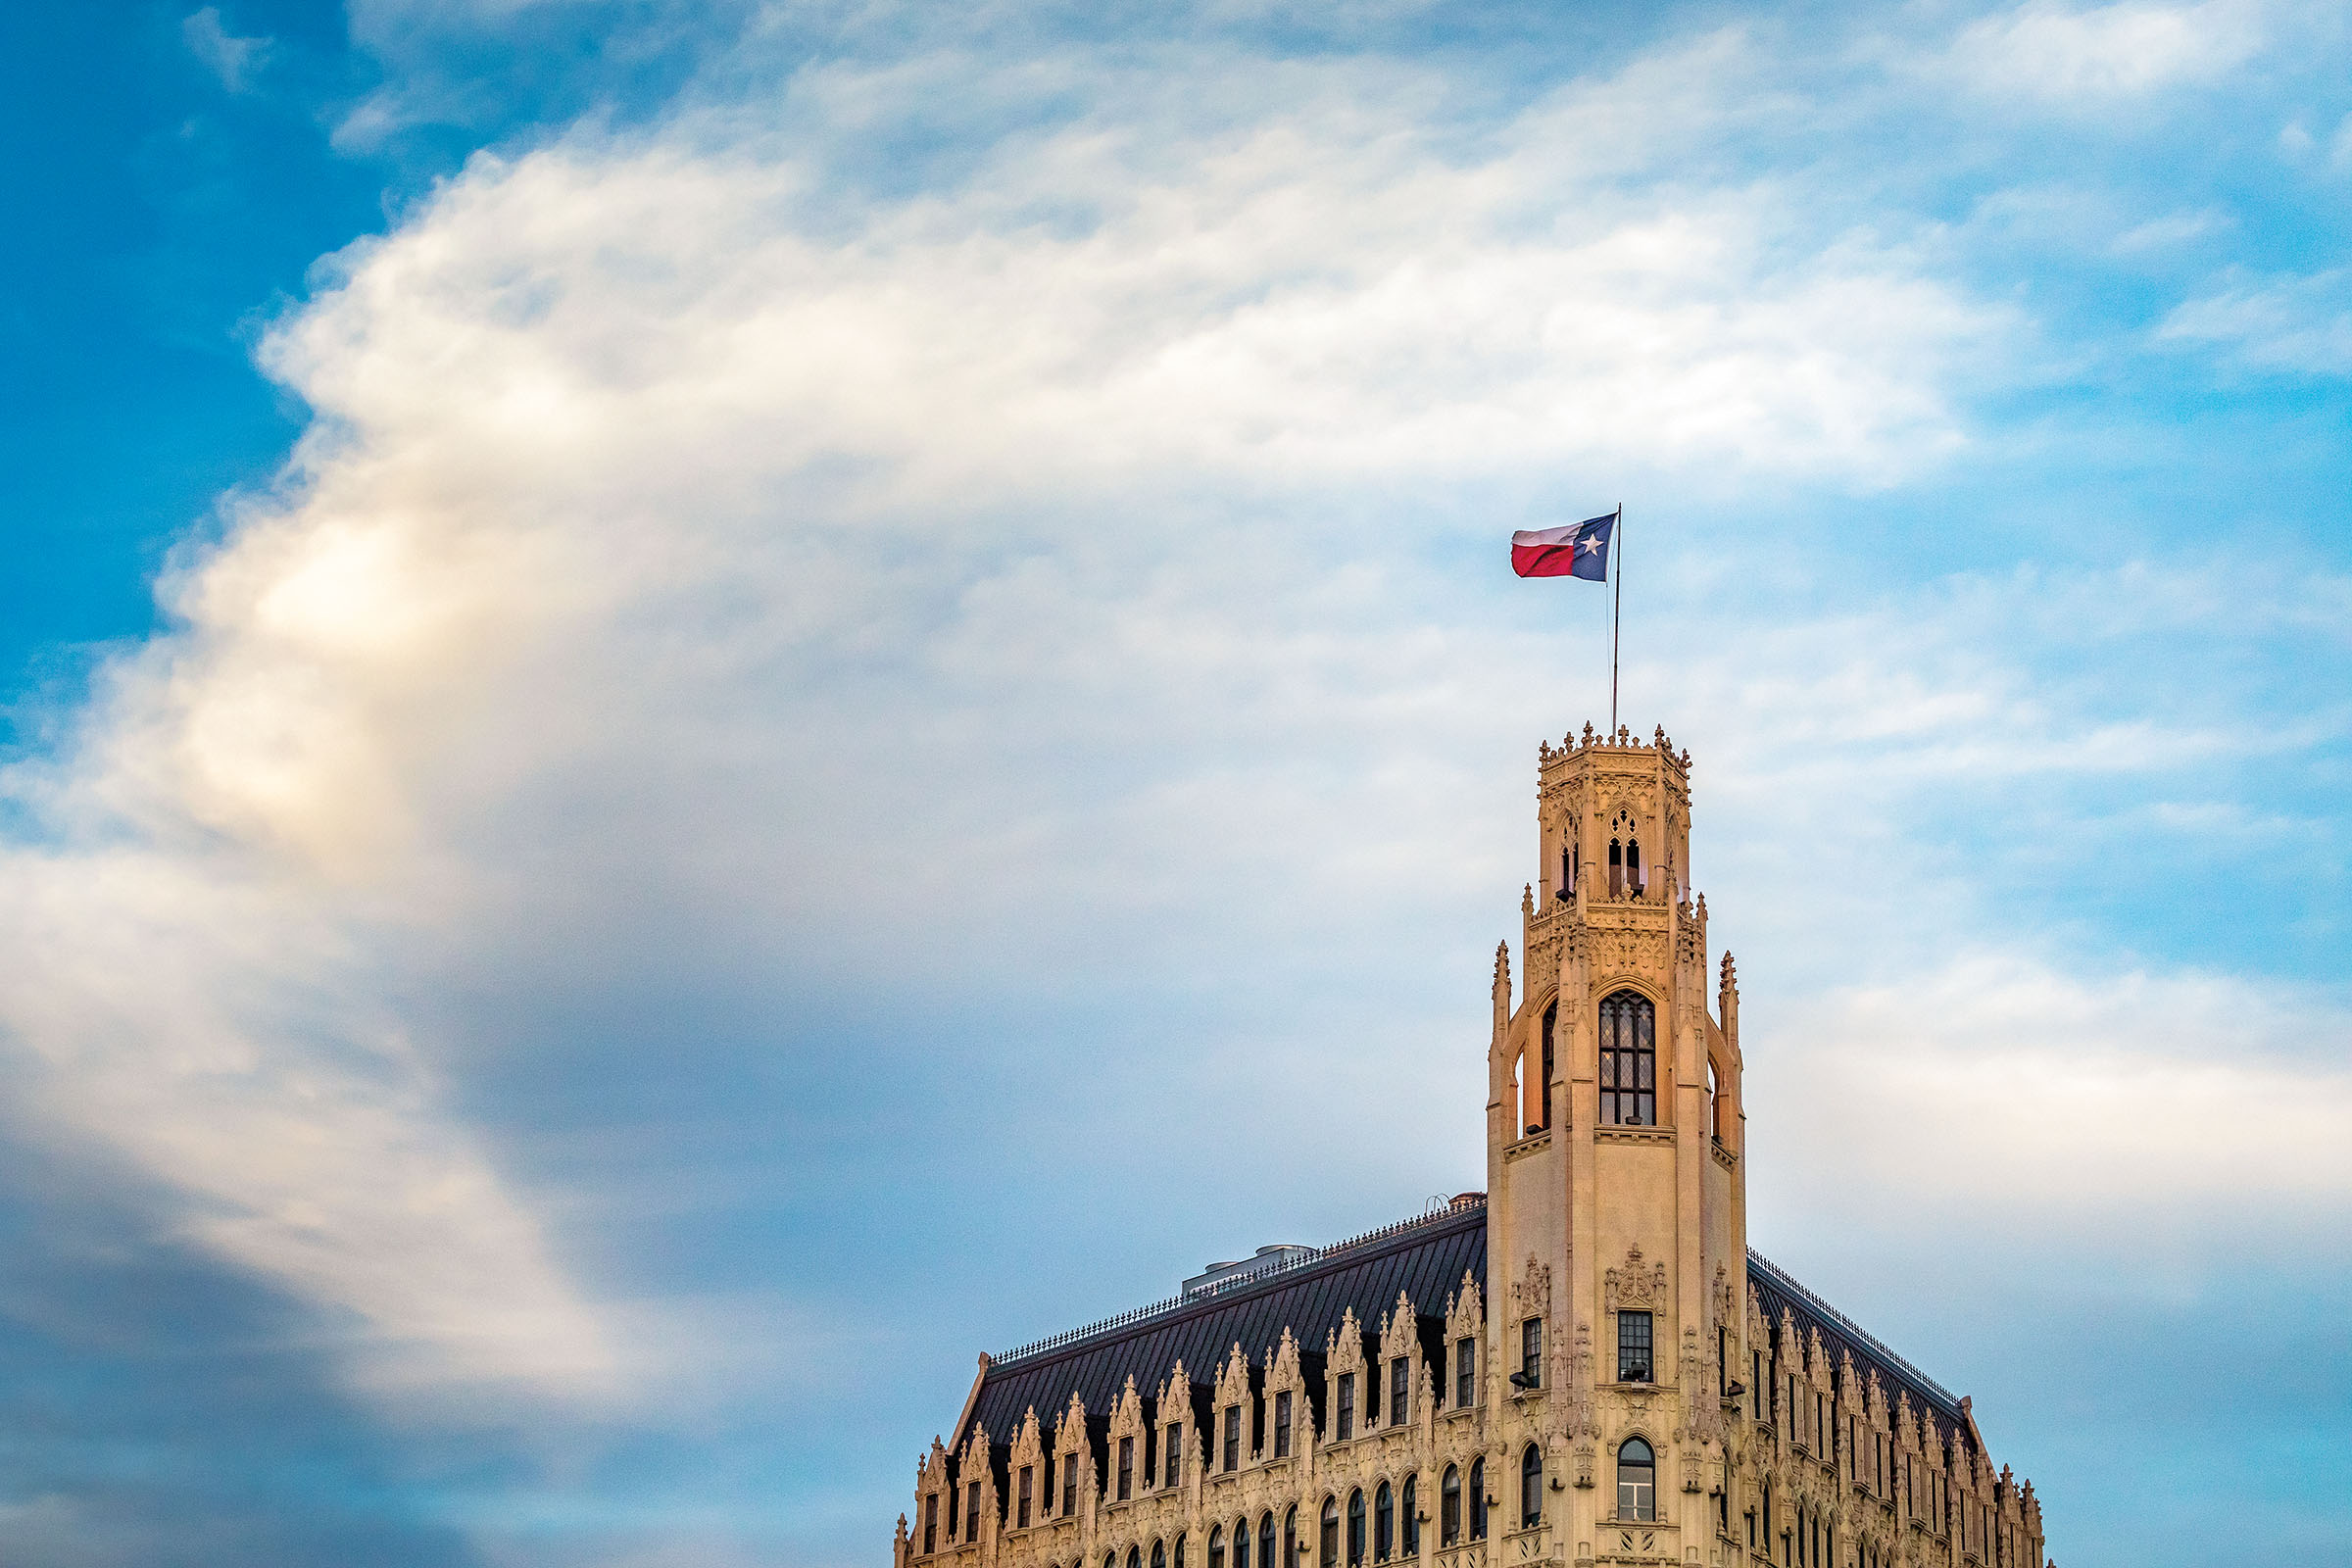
[894,723,2050,1568]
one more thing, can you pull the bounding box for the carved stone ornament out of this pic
[1511,1254,1553,1324]
[1603,1245,1668,1314]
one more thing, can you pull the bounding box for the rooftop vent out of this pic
[1183,1244,1316,1297]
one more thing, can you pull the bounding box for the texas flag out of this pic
[1511,512,1615,580]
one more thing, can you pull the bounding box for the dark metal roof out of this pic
[1747,1249,1967,1446]
[965,1202,1487,1447]
[953,1205,1966,1458]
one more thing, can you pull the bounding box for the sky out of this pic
[0,1,2346,1563]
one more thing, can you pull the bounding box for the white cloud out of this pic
[1949,0,2264,100]
[0,39,2014,1406]
[2158,268,2352,374]
[181,6,271,93]
[1758,955,2352,1227]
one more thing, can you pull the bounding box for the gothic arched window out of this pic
[1208,1526,1224,1568]
[1597,989,1656,1126]
[1469,1458,1487,1539]
[1233,1517,1249,1568]
[1520,1444,1544,1527]
[1152,1541,1165,1568]
[1319,1495,1339,1568]
[1441,1465,1461,1544]
[1283,1505,1297,1568]
[1541,1003,1556,1130]
[1346,1490,1365,1566]
[1374,1483,1392,1561]
[1400,1476,1418,1554]
[1618,1437,1656,1522]
[1708,1057,1722,1140]
[1261,1511,1277,1568]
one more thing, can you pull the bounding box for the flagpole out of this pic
[1609,503,1623,736]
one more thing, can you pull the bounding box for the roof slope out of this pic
[1747,1248,1968,1445]
[967,1204,1485,1446]
[959,1206,1965,1454]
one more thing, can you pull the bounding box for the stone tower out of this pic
[1484,721,1746,1538]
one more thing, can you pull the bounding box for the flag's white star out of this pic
[1577,529,1605,555]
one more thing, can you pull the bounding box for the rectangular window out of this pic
[1118,1435,1133,1500]
[1520,1316,1544,1389]
[1273,1391,1292,1457]
[1017,1465,1032,1528]
[1164,1423,1183,1487]
[1617,1309,1652,1382]
[1365,1362,1380,1426]
[1389,1357,1408,1425]
[1223,1403,1241,1472]
[964,1481,978,1541]
[1455,1337,1476,1406]
[1337,1372,1355,1440]
[923,1492,937,1554]
[1062,1451,1077,1513]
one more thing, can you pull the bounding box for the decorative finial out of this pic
[1581,720,1594,745]
[1521,882,1534,918]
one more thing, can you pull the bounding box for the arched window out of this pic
[1127,1549,1141,1568]
[1175,1534,1186,1568]
[1520,1444,1544,1527]
[1618,1437,1655,1522]
[1374,1483,1392,1561]
[1540,1003,1556,1129]
[1346,1490,1365,1566]
[1707,1057,1721,1140]
[1283,1506,1297,1568]
[1441,1465,1461,1544]
[1319,1496,1339,1568]
[1152,1542,1166,1568]
[1232,1519,1249,1568]
[1208,1527,1224,1568]
[1400,1477,1417,1555]
[1104,1553,1115,1568]
[1597,989,1656,1125]
[1469,1458,1487,1539]
[1262,1511,1278,1568]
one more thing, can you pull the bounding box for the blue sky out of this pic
[0,2,2347,1564]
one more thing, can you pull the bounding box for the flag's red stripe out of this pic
[1511,542,1582,578]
